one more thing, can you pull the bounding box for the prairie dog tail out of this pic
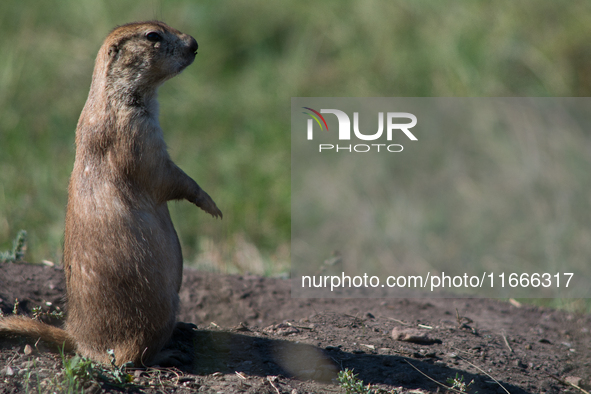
[0,315,75,352]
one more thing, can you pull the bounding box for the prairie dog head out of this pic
[89,21,198,105]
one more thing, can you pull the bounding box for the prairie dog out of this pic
[0,21,221,366]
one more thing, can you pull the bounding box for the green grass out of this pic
[1,0,591,280]
[337,368,376,394]
[0,229,26,263]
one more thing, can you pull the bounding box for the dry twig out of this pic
[501,331,513,353]
[547,373,590,394]
[404,360,467,394]
[267,376,281,394]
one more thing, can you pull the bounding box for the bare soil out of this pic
[1,261,590,393]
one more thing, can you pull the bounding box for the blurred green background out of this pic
[1,1,591,291]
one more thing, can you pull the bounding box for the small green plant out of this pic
[31,305,65,321]
[12,298,19,315]
[51,348,138,393]
[59,349,96,393]
[96,349,134,386]
[337,368,373,394]
[23,358,42,394]
[0,230,27,263]
[446,373,476,393]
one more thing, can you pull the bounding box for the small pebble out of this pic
[392,327,440,344]
[24,344,33,356]
[565,376,582,386]
[514,359,527,369]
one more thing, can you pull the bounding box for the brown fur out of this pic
[0,315,75,352]
[0,21,221,366]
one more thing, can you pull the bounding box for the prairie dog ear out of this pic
[108,45,119,58]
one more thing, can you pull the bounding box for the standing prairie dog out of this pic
[0,21,221,366]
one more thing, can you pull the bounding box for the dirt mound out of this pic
[1,262,590,393]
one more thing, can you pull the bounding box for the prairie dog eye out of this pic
[145,32,162,42]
